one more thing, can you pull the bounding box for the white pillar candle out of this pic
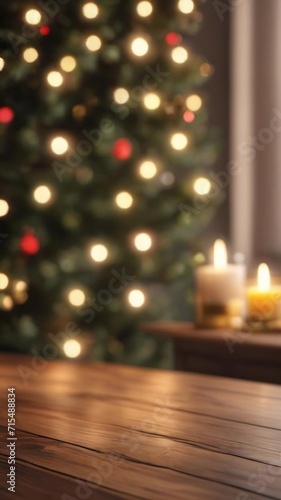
[195,240,246,328]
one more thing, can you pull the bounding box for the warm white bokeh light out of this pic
[143,93,160,110]
[134,233,152,252]
[47,71,64,87]
[178,0,195,14]
[114,88,129,104]
[33,185,52,204]
[25,9,41,25]
[0,273,9,290]
[50,136,69,155]
[3,296,13,310]
[139,160,157,179]
[82,2,99,19]
[131,37,149,57]
[23,48,38,63]
[186,94,202,111]
[90,244,108,262]
[128,289,145,308]
[171,47,188,64]
[0,199,9,217]
[193,177,211,195]
[0,58,4,71]
[85,35,102,52]
[60,56,77,72]
[136,1,153,17]
[115,192,133,209]
[63,339,81,358]
[15,281,27,292]
[68,288,86,307]
[170,133,188,150]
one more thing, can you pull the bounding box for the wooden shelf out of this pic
[141,322,281,384]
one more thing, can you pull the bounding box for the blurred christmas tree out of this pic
[0,0,221,366]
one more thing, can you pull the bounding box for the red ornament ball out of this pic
[165,32,183,46]
[20,232,40,255]
[40,26,50,36]
[112,138,132,160]
[0,107,14,124]
[183,110,195,123]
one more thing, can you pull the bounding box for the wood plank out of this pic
[2,390,281,468]
[1,354,281,499]
[0,433,276,500]
[0,455,129,500]
[1,427,281,498]
[1,357,281,430]
[2,352,281,400]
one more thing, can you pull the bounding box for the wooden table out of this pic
[142,321,281,384]
[1,354,281,499]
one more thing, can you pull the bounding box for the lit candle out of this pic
[195,240,246,328]
[246,263,281,328]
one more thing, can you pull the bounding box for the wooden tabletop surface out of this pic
[1,354,281,499]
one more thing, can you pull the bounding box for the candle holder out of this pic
[196,299,244,329]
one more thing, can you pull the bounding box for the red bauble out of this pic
[165,32,183,46]
[112,138,132,160]
[40,26,50,35]
[0,107,14,124]
[20,232,40,255]
[183,110,195,123]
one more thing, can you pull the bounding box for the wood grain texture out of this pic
[0,353,281,499]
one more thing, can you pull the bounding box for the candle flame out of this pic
[257,263,270,292]
[214,239,227,269]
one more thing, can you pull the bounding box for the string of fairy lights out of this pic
[0,0,213,358]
